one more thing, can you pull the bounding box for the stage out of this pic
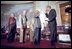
[1,38,71,48]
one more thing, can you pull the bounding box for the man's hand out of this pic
[45,18,49,21]
[48,18,49,21]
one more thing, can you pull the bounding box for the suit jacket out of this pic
[34,16,41,29]
[45,9,57,25]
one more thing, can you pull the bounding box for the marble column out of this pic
[18,14,23,43]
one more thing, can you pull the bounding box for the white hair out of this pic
[10,13,14,17]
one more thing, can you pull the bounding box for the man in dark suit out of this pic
[45,5,57,46]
